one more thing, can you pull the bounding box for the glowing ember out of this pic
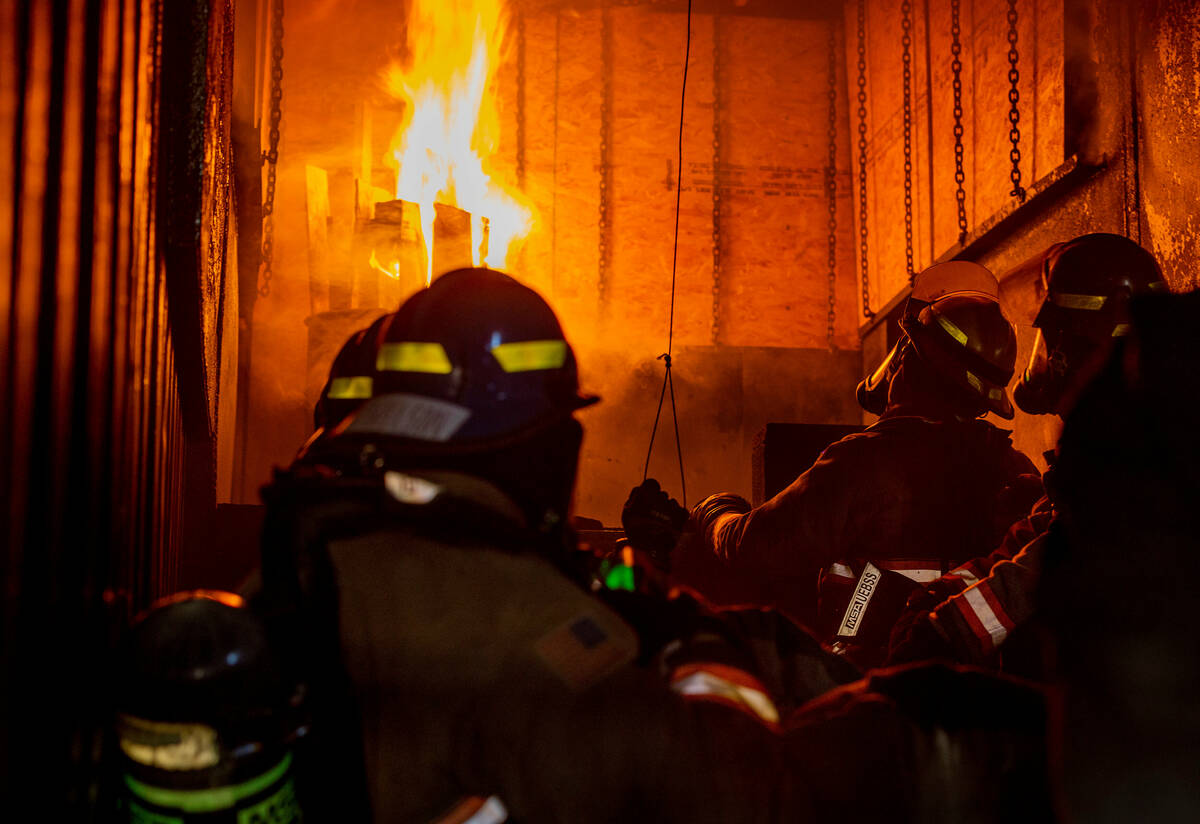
[383,0,532,285]
[369,248,401,280]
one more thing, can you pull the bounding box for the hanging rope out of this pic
[855,0,874,320]
[901,0,915,284]
[950,0,968,246]
[642,0,692,507]
[825,21,839,348]
[1006,0,1026,201]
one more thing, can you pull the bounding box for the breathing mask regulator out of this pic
[857,261,1003,415]
[1012,233,1167,416]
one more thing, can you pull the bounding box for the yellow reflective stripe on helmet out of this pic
[936,312,969,346]
[1051,292,1107,310]
[491,340,567,372]
[327,376,373,400]
[376,342,453,374]
[966,370,1003,400]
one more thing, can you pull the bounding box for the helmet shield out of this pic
[1013,328,1068,415]
[910,260,1000,306]
[856,338,904,415]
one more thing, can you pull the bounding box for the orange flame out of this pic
[369,249,401,280]
[383,0,532,285]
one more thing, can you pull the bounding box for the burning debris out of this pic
[379,0,532,286]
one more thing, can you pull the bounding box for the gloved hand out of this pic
[621,479,688,569]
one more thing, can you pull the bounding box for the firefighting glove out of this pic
[621,478,688,570]
[886,611,957,666]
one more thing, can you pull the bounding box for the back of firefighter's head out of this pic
[1014,232,1167,416]
[856,261,1008,418]
[888,292,1017,420]
[115,591,301,818]
[312,312,394,433]
[335,267,596,531]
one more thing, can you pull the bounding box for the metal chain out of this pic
[711,13,722,345]
[598,3,612,310]
[1006,0,1026,201]
[855,0,873,320]
[825,20,838,348]
[259,0,284,298]
[901,0,915,284]
[950,0,968,246]
[517,12,526,191]
[551,12,560,279]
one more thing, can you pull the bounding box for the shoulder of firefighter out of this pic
[259,460,801,823]
[783,663,1054,824]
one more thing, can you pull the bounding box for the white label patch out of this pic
[346,394,471,442]
[465,796,508,824]
[384,471,442,505]
[836,561,882,639]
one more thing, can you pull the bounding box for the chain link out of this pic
[855,0,873,320]
[598,3,612,310]
[950,0,968,246]
[901,0,915,284]
[551,12,560,279]
[517,12,526,191]
[259,0,284,298]
[1006,0,1025,201]
[711,13,722,346]
[825,20,838,348]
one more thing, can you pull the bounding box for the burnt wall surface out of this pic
[856,0,1200,470]
[1137,0,1200,295]
[1,0,238,811]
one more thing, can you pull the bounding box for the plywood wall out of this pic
[848,0,1065,313]
[501,6,862,350]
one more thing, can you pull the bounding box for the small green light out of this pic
[603,564,636,592]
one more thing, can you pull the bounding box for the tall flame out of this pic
[384,0,532,285]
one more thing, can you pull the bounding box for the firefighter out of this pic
[1038,288,1200,821]
[628,261,1039,667]
[255,268,847,823]
[114,591,303,823]
[888,233,1168,671]
[311,311,397,435]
